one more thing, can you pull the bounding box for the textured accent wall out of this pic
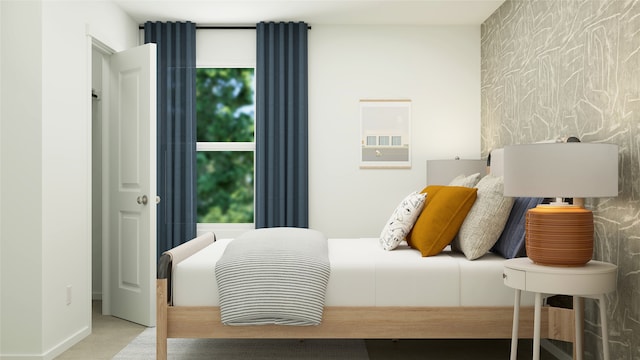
[481,1,640,359]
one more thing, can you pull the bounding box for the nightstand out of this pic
[503,257,617,360]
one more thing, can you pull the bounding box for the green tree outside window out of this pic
[196,68,255,223]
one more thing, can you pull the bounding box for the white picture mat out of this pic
[359,100,411,168]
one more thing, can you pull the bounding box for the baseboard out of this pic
[0,353,43,360]
[541,339,572,360]
[0,326,89,360]
[43,326,90,360]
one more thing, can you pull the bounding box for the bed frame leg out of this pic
[157,279,168,360]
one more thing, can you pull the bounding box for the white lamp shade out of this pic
[503,143,618,198]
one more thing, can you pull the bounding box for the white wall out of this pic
[196,29,256,67]
[0,1,2,352]
[193,25,480,239]
[308,25,481,237]
[1,1,44,356]
[0,0,139,358]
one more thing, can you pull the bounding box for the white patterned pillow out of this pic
[379,191,427,251]
[452,175,514,260]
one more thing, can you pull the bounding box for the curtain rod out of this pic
[138,25,312,30]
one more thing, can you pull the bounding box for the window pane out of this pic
[196,68,255,142]
[366,136,376,146]
[197,151,254,223]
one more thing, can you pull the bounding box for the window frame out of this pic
[195,66,256,237]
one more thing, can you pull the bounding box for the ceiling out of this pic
[113,0,506,26]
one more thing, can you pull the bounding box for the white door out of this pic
[108,43,157,327]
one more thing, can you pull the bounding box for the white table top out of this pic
[504,257,617,275]
[503,257,617,295]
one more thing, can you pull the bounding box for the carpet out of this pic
[113,327,370,359]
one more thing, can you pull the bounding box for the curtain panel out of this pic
[255,21,309,229]
[144,21,197,259]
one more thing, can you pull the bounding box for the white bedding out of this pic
[173,237,534,307]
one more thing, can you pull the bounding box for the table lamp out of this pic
[503,143,618,266]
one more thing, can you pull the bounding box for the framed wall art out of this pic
[359,99,411,168]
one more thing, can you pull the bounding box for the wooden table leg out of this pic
[157,279,168,360]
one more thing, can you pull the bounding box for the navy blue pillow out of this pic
[491,197,544,259]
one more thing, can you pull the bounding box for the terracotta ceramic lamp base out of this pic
[525,206,594,267]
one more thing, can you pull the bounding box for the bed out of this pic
[156,155,577,359]
[156,231,575,359]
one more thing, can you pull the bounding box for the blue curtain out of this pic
[144,21,197,259]
[255,22,309,228]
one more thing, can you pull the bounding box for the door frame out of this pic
[89,35,116,317]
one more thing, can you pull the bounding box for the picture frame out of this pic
[359,99,412,169]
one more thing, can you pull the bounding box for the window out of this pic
[196,68,255,224]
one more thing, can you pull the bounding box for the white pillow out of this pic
[448,173,481,187]
[452,175,514,260]
[379,191,427,251]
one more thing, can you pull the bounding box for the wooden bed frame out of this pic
[155,235,577,360]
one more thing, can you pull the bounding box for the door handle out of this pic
[136,195,148,205]
[156,196,161,204]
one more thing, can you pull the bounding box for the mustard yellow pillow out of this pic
[406,186,477,256]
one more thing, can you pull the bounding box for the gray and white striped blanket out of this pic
[215,228,330,326]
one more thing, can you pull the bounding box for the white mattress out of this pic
[172,238,534,307]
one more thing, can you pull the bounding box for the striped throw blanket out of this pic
[215,228,330,326]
